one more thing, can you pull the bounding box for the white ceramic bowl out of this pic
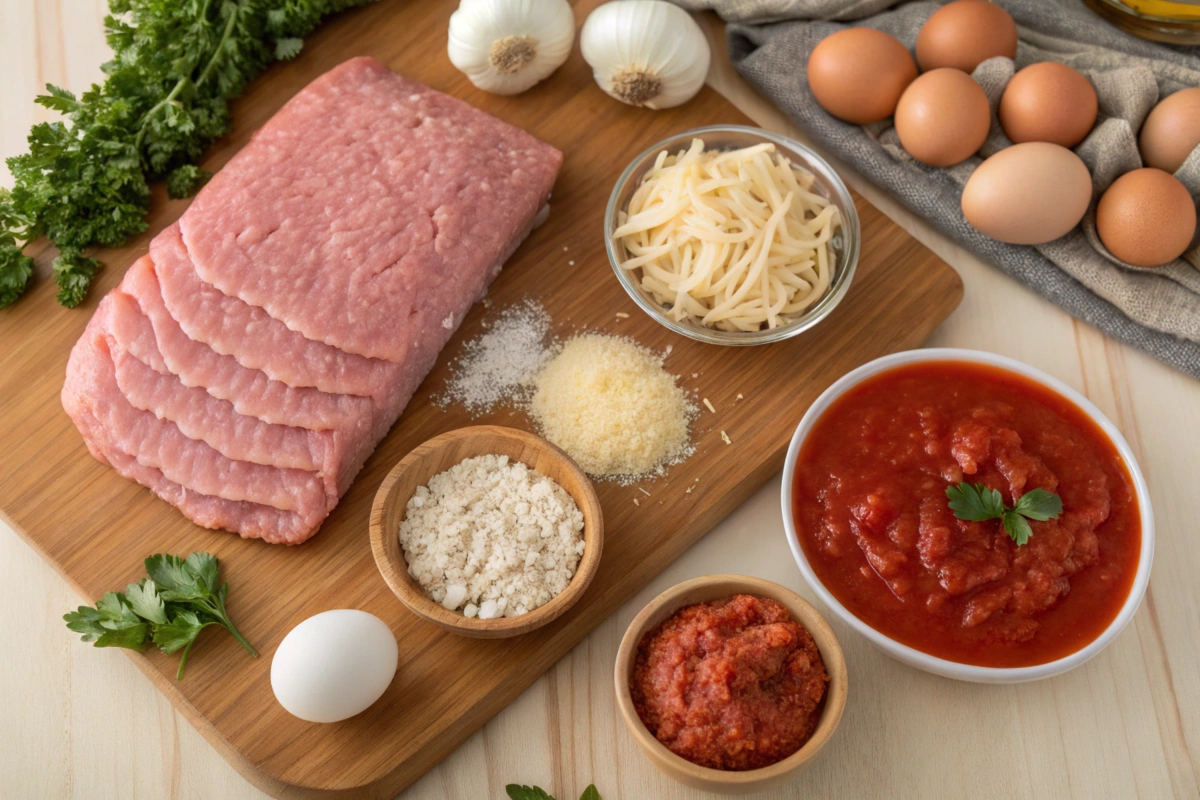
[780,348,1154,683]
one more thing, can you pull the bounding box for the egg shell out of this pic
[961,142,1093,245]
[915,0,1018,74]
[999,62,1098,149]
[1139,87,1200,174]
[271,609,399,724]
[1096,167,1196,268]
[895,68,991,167]
[807,28,917,124]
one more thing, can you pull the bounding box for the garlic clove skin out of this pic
[448,0,576,96]
[580,0,712,110]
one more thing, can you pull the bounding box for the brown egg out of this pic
[999,62,1098,148]
[916,0,1018,73]
[961,142,1092,245]
[1096,168,1196,268]
[1139,87,1200,173]
[807,28,917,124]
[895,68,991,167]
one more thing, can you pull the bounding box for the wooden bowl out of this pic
[614,575,848,794]
[369,425,603,638]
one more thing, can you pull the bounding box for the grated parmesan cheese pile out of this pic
[530,334,695,480]
[399,455,585,620]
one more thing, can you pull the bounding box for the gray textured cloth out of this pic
[677,0,1200,378]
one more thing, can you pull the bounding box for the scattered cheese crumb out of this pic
[530,334,695,480]
[563,246,569,251]
[615,312,630,319]
[633,498,641,506]
[638,487,651,496]
[703,398,716,414]
[398,455,585,619]
[568,260,575,266]
[721,430,732,445]
[685,485,694,494]
[736,393,744,402]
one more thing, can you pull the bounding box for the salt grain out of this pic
[438,300,553,414]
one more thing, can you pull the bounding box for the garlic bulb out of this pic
[447,0,575,96]
[580,0,712,110]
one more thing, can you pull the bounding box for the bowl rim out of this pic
[369,424,604,638]
[779,348,1155,683]
[613,574,848,787]
[604,124,861,347]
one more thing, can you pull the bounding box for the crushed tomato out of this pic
[793,361,1141,667]
[631,594,828,771]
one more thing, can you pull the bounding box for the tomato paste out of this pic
[793,361,1141,667]
[631,594,828,771]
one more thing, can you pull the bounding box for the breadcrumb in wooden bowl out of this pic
[370,425,604,638]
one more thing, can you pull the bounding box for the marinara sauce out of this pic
[792,361,1141,667]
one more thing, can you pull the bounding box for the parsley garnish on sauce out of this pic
[945,483,1063,546]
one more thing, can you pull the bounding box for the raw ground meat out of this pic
[63,58,562,543]
[107,315,330,474]
[118,257,374,437]
[68,402,310,545]
[65,311,331,525]
[179,56,562,360]
[152,223,399,401]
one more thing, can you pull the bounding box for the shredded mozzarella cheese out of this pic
[614,139,841,332]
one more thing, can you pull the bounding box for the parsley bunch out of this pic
[64,552,256,680]
[0,0,374,309]
[945,483,1063,546]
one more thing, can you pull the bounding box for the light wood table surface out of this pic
[2,3,1197,798]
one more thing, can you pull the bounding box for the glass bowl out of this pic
[604,125,860,346]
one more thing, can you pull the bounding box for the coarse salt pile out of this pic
[398,454,585,619]
[438,300,553,414]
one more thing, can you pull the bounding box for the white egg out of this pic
[270,609,398,723]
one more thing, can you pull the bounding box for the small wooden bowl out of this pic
[369,425,603,638]
[614,575,848,794]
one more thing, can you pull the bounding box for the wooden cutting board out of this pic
[0,1,962,796]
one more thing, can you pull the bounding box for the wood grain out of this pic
[12,3,1196,800]
[369,425,604,639]
[0,0,960,796]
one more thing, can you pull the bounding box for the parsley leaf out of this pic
[0,0,377,310]
[505,784,601,800]
[506,787,556,800]
[63,552,255,679]
[945,483,1005,521]
[1002,512,1034,547]
[126,579,168,625]
[166,164,211,199]
[1012,488,1063,521]
[946,483,1063,546]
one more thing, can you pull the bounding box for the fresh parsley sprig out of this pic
[506,784,600,800]
[945,483,1063,546]
[0,0,375,309]
[64,552,255,680]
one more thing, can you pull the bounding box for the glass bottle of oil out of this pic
[1084,0,1200,43]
